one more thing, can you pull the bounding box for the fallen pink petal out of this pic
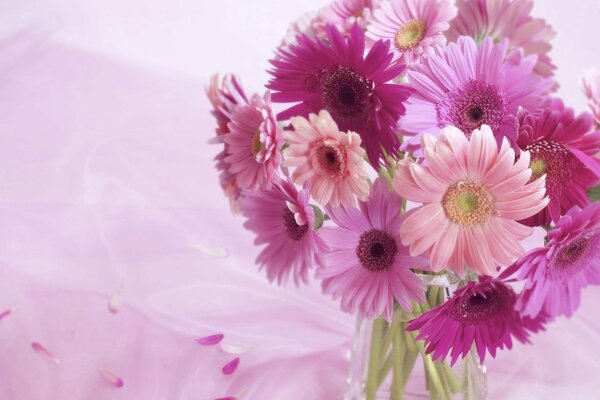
[0,307,15,321]
[31,342,60,365]
[99,368,125,388]
[196,333,225,346]
[221,357,240,375]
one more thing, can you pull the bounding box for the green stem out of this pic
[391,322,406,400]
[366,318,386,400]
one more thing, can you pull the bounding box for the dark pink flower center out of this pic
[555,237,589,267]
[316,143,347,180]
[451,285,513,324]
[356,229,397,272]
[283,208,308,241]
[524,140,575,196]
[321,66,372,128]
[437,80,506,135]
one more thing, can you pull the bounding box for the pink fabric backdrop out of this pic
[1,1,599,399]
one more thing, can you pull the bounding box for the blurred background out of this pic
[1,1,600,399]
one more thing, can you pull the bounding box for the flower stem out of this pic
[366,318,386,400]
[391,322,406,400]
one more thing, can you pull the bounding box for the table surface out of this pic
[1,1,599,399]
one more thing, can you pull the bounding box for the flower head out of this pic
[268,23,413,166]
[316,0,379,36]
[447,0,556,78]
[393,125,549,276]
[284,110,370,207]
[317,179,430,320]
[366,0,457,65]
[517,99,600,226]
[507,203,600,318]
[206,74,249,208]
[581,67,600,125]
[400,36,549,148]
[407,278,546,365]
[239,179,326,285]
[224,92,283,191]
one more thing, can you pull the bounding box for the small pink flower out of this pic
[366,0,457,65]
[446,0,556,79]
[581,67,600,125]
[517,98,600,226]
[393,125,549,276]
[239,179,326,285]
[507,203,600,319]
[317,179,429,320]
[315,0,379,36]
[407,278,547,365]
[224,92,283,191]
[284,110,369,207]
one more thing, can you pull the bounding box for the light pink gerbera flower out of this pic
[366,0,457,65]
[239,179,326,285]
[400,36,549,148]
[224,92,283,191]
[317,179,429,320]
[581,67,600,125]
[506,203,600,318]
[268,24,413,167]
[407,278,546,365]
[284,110,369,207]
[447,0,556,78]
[393,125,549,276]
[206,74,249,208]
[517,99,600,226]
[315,0,379,36]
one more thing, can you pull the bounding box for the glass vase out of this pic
[344,274,487,400]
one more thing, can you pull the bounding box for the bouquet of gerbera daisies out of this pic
[207,0,600,398]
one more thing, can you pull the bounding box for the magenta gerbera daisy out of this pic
[366,0,457,65]
[224,92,283,191]
[284,110,370,207]
[393,125,549,276]
[206,74,249,208]
[447,0,556,79]
[317,179,429,320]
[507,203,600,318]
[581,67,600,126]
[268,23,413,166]
[315,0,379,36]
[400,36,549,148]
[516,99,600,226]
[239,179,326,285]
[407,278,546,365]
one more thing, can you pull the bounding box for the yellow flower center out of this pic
[395,19,426,52]
[442,181,495,225]
[529,158,546,180]
[251,129,264,158]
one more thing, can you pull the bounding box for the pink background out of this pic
[1,1,599,399]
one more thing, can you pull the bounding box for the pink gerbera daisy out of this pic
[393,125,549,276]
[224,92,283,191]
[315,0,379,36]
[206,74,249,208]
[239,179,326,285]
[447,0,556,78]
[268,23,413,166]
[366,0,457,65]
[284,110,370,207]
[516,99,600,226]
[400,36,549,148]
[581,67,600,125]
[407,277,546,365]
[317,179,429,320]
[507,203,600,318]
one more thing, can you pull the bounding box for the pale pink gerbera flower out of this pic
[315,0,379,36]
[506,203,600,318]
[400,36,549,148]
[224,92,283,191]
[407,278,546,365]
[447,0,556,79]
[268,24,413,167]
[317,179,429,320]
[393,125,549,276]
[239,179,326,285]
[366,0,457,65]
[517,99,600,227]
[284,110,369,207]
[206,74,249,209]
[581,67,600,125]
